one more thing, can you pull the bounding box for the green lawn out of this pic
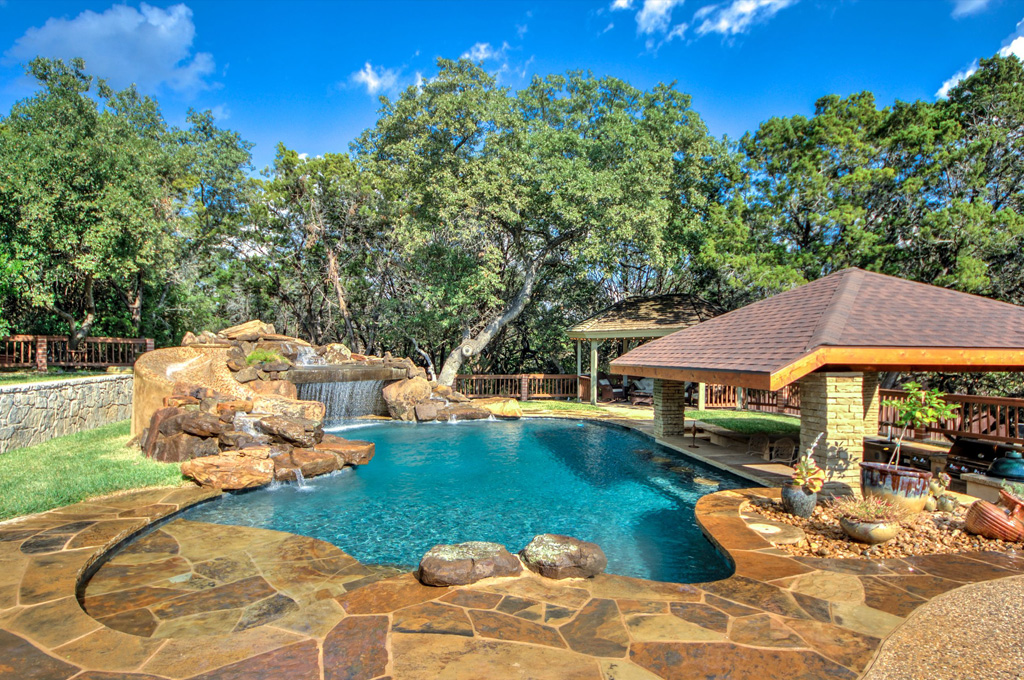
[688,408,801,436]
[0,421,185,520]
[0,369,111,387]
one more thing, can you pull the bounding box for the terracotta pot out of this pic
[859,462,932,514]
[780,482,816,518]
[965,500,1024,542]
[839,517,901,544]
[998,489,1024,522]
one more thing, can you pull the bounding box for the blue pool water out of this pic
[184,418,746,582]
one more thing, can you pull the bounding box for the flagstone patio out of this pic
[2,484,1023,679]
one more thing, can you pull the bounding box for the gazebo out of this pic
[567,294,719,405]
[611,268,1024,492]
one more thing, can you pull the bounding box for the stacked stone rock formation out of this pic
[381,377,523,422]
[141,385,374,490]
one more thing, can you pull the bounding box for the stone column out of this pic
[798,372,879,495]
[697,382,706,411]
[653,379,687,438]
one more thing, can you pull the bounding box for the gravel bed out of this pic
[863,574,1024,680]
[748,496,1021,560]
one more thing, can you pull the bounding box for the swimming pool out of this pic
[184,418,747,582]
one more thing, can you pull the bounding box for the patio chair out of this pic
[746,433,771,460]
[597,379,624,402]
[769,437,798,466]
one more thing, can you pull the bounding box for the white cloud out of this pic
[694,0,798,36]
[210,104,230,121]
[611,0,634,9]
[937,28,1024,97]
[600,22,616,35]
[461,41,510,62]
[952,0,991,18]
[636,0,686,34]
[516,23,528,38]
[414,71,424,90]
[351,61,399,95]
[5,3,215,96]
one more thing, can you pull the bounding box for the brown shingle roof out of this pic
[611,268,1024,390]
[567,294,720,339]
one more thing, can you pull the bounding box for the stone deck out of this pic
[3,483,1024,679]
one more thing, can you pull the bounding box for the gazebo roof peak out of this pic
[567,292,720,340]
[611,268,1024,391]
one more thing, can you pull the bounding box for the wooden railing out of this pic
[746,384,801,416]
[703,384,738,409]
[0,335,153,372]
[879,389,1024,446]
[455,374,579,401]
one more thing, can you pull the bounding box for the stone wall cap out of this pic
[0,373,132,395]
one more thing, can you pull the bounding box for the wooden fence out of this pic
[0,335,153,372]
[455,374,578,401]
[878,389,1024,446]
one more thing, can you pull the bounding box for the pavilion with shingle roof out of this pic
[611,268,1024,491]
[567,294,720,404]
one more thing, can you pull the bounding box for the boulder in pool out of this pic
[276,448,339,481]
[316,434,375,466]
[181,454,274,490]
[382,376,432,421]
[520,534,607,579]
[473,397,523,419]
[418,541,522,586]
[257,414,323,447]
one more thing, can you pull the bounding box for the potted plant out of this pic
[781,434,826,518]
[831,496,908,545]
[862,382,958,513]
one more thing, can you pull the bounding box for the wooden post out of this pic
[576,340,582,402]
[590,340,598,406]
[736,387,745,411]
[697,382,706,411]
[35,336,47,372]
[520,374,529,402]
[145,338,154,352]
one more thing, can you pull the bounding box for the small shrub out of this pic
[246,349,289,366]
[830,496,908,523]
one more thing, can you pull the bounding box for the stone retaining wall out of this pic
[0,374,133,453]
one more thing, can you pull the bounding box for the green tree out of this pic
[357,59,717,384]
[0,58,177,346]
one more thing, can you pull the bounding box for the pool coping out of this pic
[2,439,1024,677]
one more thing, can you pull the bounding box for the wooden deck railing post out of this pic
[35,336,47,372]
[145,338,154,353]
[520,374,529,401]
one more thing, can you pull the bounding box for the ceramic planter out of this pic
[859,462,932,513]
[965,500,1024,542]
[780,482,816,518]
[839,517,901,544]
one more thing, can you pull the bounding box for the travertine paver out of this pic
[2,485,1024,679]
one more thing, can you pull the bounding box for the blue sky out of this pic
[0,0,1020,170]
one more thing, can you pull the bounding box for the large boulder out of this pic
[248,379,298,399]
[219,320,276,342]
[181,454,275,490]
[436,404,491,422]
[414,402,438,422]
[319,343,352,363]
[258,415,323,447]
[473,397,523,419]
[418,541,522,587]
[275,448,339,482]
[152,432,219,463]
[142,406,183,458]
[315,434,375,465]
[519,534,607,580]
[382,377,432,421]
[433,385,470,403]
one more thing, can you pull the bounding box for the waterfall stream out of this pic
[298,380,387,423]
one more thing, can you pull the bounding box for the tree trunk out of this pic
[52,275,97,350]
[437,262,540,386]
[326,250,358,351]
